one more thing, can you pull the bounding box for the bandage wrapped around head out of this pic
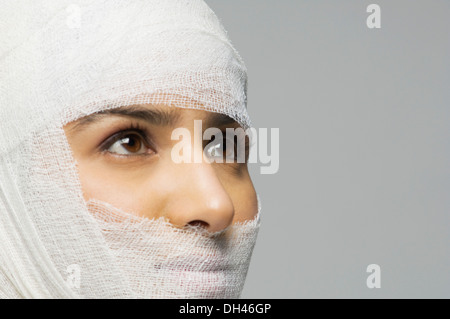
[0,0,260,298]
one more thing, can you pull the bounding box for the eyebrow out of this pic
[69,104,238,132]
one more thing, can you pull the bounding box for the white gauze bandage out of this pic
[0,0,260,298]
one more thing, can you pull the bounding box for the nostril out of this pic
[187,220,209,229]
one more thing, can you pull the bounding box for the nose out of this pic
[158,160,235,233]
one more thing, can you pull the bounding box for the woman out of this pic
[0,0,260,298]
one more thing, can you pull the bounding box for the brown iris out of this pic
[119,134,142,153]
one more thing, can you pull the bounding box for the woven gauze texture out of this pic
[0,0,259,298]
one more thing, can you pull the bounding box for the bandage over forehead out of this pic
[0,1,259,298]
[0,0,250,154]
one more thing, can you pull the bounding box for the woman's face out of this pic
[63,104,258,233]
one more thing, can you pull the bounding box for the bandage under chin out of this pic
[86,199,261,299]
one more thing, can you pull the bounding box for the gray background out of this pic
[206,0,450,298]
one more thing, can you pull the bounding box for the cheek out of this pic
[223,173,259,223]
[75,161,149,217]
[235,186,259,222]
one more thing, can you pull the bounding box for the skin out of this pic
[63,104,258,233]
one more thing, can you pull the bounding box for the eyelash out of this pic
[98,122,249,169]
[204,136,249,159]
[99,122,154,156]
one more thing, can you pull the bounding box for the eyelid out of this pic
[99,126,155,155]
[204,132,250,163]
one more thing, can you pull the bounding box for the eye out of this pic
[105,132,150,156]
[205,135,238,161]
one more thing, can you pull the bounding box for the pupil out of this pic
[127,137,135,146]
[123,135,140,152]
